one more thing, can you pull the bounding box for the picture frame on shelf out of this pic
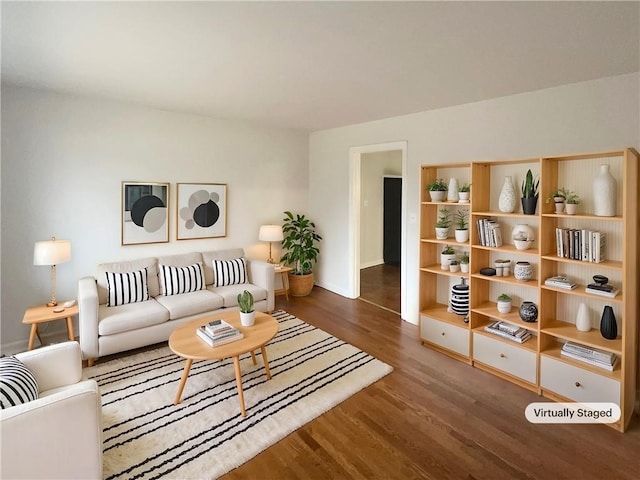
[121,181,170,245]
[176,183,227,240]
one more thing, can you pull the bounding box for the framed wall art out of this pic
[177,183,227,240]
[121,181,170,245]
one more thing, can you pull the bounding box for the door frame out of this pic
[349,141,408,320]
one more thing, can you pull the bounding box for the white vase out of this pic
[454,229,469,243]
[240,311,256,327]
[447,178,459,203]
[593,164,616,216]
[498,176,517,213]
[576,303,591,332]
[512,224,535,246]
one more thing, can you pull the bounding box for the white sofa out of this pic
[78,248,274,365]
[0,341,103,480]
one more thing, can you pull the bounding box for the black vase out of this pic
[519,301,538,323]
[521,196,538,215]
[600,306,618,340]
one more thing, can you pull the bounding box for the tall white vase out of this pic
[498,176,517,213]
[447,178,459,202]
[576,303,591,332]
[593,164,616,216]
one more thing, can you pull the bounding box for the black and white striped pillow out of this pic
[159,263,205,296]
[105,268,150,307]
[0,356,39,409]
[212,258,247,287]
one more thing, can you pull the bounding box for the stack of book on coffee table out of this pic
[196,319,243,347]
[484,321,532,343]
[560,341,618,371]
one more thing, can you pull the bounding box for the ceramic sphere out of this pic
[519,301,538,323]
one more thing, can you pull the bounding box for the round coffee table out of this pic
[169,311,278,417]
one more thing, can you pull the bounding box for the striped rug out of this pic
[86,310,393,480]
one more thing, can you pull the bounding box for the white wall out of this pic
[309,74,640,324]
[360,150,402,267]
[1,85,309,350]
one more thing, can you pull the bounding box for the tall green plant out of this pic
[280,211,322,275]
[521,169,539,198]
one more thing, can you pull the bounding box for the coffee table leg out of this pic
[233,356,246,417]
[174,359,193,405]
[261,345,272,380]
[250,351,257,365]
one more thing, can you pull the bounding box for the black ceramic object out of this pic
[600,306,618,340]
[593,275,609,286]
[519,301,538,323]
[480,267,496,276]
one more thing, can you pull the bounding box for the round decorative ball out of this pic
[519,301,538,323]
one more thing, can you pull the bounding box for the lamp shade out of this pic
[34,238,71,266]
[258,225,284,242]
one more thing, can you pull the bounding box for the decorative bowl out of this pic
[513,239,533,251]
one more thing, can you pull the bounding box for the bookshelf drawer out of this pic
[540,356,620,405]
[421,316,470,357]
[473,333,537,383]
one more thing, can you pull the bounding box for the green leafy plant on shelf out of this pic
[427,178,447,191]
[442,244,455,255]
[435,207,451,228]
[459,183,471,193]
[455,209,468,230]
[521,169,539,198]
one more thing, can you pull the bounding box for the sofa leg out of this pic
[87,358,95,367]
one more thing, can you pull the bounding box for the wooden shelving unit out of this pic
[418,148,639,432]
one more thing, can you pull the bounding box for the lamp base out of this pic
[47,301,58,307]
[266,258,275,264]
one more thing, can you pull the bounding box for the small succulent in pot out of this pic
[237,290,254,314]
[497,293,512,313]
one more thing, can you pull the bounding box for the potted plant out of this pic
[427,178,447,202]
[520,169,539,215]
[546,188,566,213]
[497,293,512,314]
[440,244,456,270]
[454,209,469,243]
[458,183,471,203]
[237,290,255,326]
[563,189,580,215]
[281,211,323,296]
[435,207,451,239]
[460,252,470,273]
[449,260,460,272]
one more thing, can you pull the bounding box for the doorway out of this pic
[350,143,407,317]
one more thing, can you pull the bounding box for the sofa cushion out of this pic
[207,283,267,308]
[97,257,159,305]
[159,263,205,296]
[202,248,245,285]
[0,356,38,408]
[211,258,247,287]
[105,268,150,307]
[155,290,224,320]
[98,300,170,336]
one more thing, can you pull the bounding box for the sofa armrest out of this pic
[247,260,275,312]
[78,276,100,361]
[0,380,103,479]
[16,341,82,392]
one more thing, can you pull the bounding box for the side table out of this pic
[22,304,78,350]
[274,266,292,301]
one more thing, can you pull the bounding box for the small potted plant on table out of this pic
[237,290,255,326]
[427,178,448,202]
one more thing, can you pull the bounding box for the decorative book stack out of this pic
[484,321,532,343]
[561,342,618,371]
[555,228,606,263]
[196,319,243,347]
[544,275,577,290]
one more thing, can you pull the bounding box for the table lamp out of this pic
[34,236,71,307]
[258,225,283,264]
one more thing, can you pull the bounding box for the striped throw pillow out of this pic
[105,268,150,307]
[212,258,247,287]
[159,263,205,296]
[0,356,39,409]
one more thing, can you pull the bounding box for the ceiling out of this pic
[2,1,638,132]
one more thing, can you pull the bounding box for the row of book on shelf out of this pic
[484,321,532,343]
[555,228,606,263]
[560,341,618,371]
[477,218,503,247]
[196,319,243,347]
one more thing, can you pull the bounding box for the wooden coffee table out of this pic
[168,311,278,417]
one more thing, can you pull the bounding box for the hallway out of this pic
[359,263,401,314]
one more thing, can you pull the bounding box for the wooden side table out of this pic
[22,304,78,350]
[274,266,292,301]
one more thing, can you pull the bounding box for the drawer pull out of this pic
[441,332,445,336]
[575,381,581,388]
[499,353,506,358]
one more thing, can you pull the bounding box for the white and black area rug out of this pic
[86,311,393,480]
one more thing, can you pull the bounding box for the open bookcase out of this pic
[419,148,639,432]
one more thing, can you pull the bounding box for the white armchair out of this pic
[0,341,103,479]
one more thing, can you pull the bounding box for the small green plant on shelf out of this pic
[521,170,539,198]
[427,178,447,191]
[436,208,451,228]
[459,183,471,193]
[497,293,511,302]
[496,293,512,313]
[563,189,580,204]
[455,209,468,230]
[546,188,566,204]
[442,244,455,255]
[460,252,469,264]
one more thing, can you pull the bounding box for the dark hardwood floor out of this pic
[225,287,640,480]
[359,263,401,314]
